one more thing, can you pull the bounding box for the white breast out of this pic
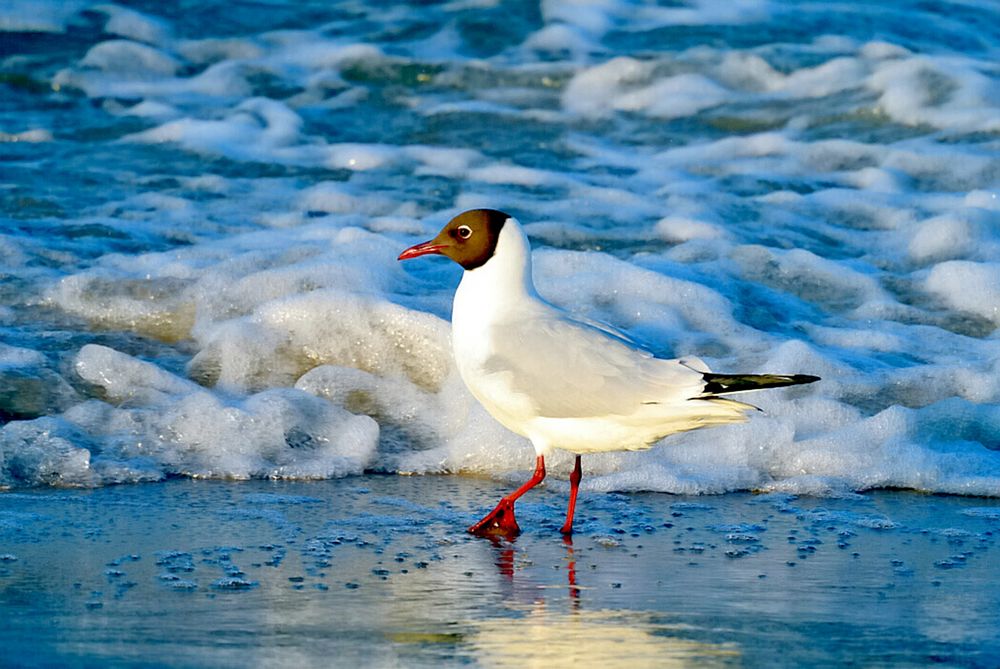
[451,218,541,439]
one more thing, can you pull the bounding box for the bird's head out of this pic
[398,208,510,270]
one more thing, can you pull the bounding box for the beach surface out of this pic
[3,476,999,667]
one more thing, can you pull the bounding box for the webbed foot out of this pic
[468,498,521,537]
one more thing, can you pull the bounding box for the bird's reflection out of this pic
[471,533,737,667]
[483,532,580,607]
[563,535,580,606]
[484,534,516,579]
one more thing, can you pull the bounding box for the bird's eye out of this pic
[457,225,473,239]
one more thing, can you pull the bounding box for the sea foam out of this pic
[2,0,999,495]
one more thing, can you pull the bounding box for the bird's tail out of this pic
[700,373,820,397]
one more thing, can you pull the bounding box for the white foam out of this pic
[75,344,200,405]
[0,417,96,486]
[619,73,730,119]
[908,215,976,264]
[965,190,1000,211]
[92,4,172,46]
[534,249,744,348]
[0,129,53,143]
[192,288,454,393]
[868,55,1000,133]
[8,1,1000,498]
[0,343,46,369]
[118,100,179,119]
[176,37,265,65]
[0,341,79,422]
[467,164,569,187]
[522,23,601,58]
[561,57,653,118]
[297,182,402,216]
[733,245,889,312]
[125,97,305,160]
[562,59,733,120]
[584,389,1000,497]
[324,143,395,171]
[760,56,866,98]
[0,345,379,487]
[54,32,380,104]
[25,192,1000,494]
[655,216,727,243]
[47,269,193,342]
[80,40,181,77]
[406,145,483,177]
[924,262,1000,326]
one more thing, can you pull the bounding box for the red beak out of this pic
[398,240,447,261]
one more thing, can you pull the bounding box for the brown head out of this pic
[398,209,510,271]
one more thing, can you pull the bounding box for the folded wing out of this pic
[481,312,706,419]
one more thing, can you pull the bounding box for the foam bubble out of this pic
[324,144,396,171]
[92,4,172,46]
[80,40,181,76]
[522,23,600,58]
[75,344,200,405]
[467,164,567,187]
[0,343,45,369]
[47,271,195,342]
[925,262,1000,326]
[194,289,452,391]
[615,73,730,120]
[732,245,888,313]
[965,190,999,211]
[562,57,653,118]
[0,344,379,487]
[0,417,96,487]
[909,215,976,264]
[118,100,179,119]
[868,55,1000,133]
[125,98,306,162]
[655,216,726,243]
[297,182,400,215]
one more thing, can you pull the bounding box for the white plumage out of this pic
[451,216,753,456]
[399,208,817,536]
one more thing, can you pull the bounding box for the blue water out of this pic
[1,0,1000,663]
[2,477,999,667]
[2,0,998,492]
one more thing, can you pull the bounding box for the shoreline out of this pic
[2,475,998,667]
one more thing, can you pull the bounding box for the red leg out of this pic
[468,455,546,537]
[559,455,582,535]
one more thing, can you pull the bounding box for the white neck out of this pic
[455,216,538,313]
[450,216,542,397]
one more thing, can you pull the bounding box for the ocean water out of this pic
[1,0,999,663]
[2,0,998,495]
[3,477,1000,668]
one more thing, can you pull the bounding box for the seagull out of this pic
[399,209,818,537]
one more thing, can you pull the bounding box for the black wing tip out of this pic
[702,372,821,396]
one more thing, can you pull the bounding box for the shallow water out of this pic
[2,0,1000,494]
[2,477,999,667]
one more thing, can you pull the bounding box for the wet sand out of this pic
[1,476,998,667]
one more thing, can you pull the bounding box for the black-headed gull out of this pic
[399,209,818,536]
